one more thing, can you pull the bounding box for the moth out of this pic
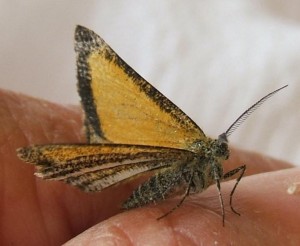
[17,25,287,225]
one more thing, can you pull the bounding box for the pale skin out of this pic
[1,89,300,245]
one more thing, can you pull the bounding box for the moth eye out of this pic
[216,142,229,157]
[220,142,227,149]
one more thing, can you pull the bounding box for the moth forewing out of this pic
[75,25,206,150]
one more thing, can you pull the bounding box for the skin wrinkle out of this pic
[173,227,198,246]
[196,205,224,223]
[64,113,83,143]
[187,209,222,243]
[67,223,132,246]
[6,93,38,143]
[110,223,135,246]
[156,203,211,245]
[53,186,81,244]
[47,105,83,144]
[39,104,56,142]
[179,190,227,219]
[34,176,52,245]
[37,101,70,144]
[5,94,41,144]
[58,188,78,237]
[122,208,177,245]
[64,185,110,238]
[0,94,22,145]
[156,206,180,245]
[39,186,61,245]
[164,203,225,245]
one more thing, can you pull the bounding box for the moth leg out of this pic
[157,173,193,220]
[223,165,246,216]
[215,178,226,226]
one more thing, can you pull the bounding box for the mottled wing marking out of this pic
[17,144,196,191]
[75,25,205,149]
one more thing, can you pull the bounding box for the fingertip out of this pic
[64,209,176,246]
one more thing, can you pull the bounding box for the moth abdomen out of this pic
[122,167,186,209]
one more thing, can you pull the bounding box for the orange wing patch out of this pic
[75,26,205,150]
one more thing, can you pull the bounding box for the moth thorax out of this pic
[188,138,226,159]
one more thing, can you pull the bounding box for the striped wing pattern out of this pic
[17,144,196,192]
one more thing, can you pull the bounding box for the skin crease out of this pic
[0,89,299,246]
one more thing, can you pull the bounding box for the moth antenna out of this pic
[224,84,288,138]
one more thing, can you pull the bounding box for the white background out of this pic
[1,1,299,165]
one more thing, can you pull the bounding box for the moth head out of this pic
[215,134,229,159]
